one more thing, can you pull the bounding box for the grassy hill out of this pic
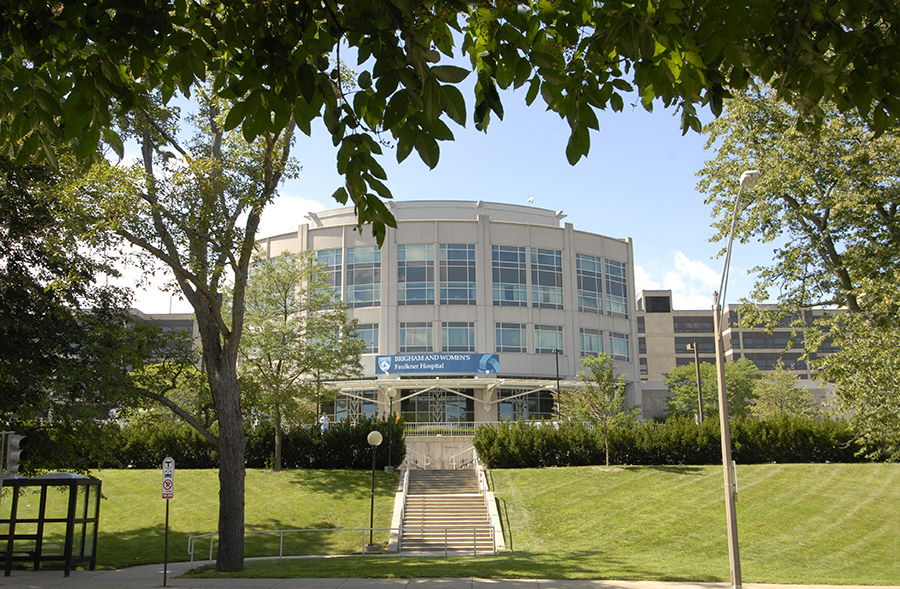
[16,463,896,584]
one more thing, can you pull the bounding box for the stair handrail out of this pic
[396,461,411,551]
[448,445,477,470]
[474,448,500,553]
[407,447,431,470]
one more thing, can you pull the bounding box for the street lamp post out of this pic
[687,341,704,423]
[714,169,759,589]
[385,387,397,473]
[366,430,383,549]
[552,348,561,419]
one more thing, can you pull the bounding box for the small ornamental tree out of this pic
[238,250,364,471]
[573,353,639,467]
[665,358,760,419]
[750,362,819,421]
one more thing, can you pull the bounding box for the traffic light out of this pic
[6,434,29,474]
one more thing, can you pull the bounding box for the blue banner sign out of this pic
[376,353,500,375]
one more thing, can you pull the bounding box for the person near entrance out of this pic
[319,412,329,434]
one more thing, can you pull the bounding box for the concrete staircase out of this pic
[400,469,495,554]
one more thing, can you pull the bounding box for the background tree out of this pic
[750,362,819,421]
[697,88,900,460]
[238,250,364,471]
[572,353,639,467]
[665,358,760,419]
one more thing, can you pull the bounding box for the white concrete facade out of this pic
[259,201,641,425]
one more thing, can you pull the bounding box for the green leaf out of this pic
[223,101,245,132]
[358,71,372,90]
[565,124,589,165]
[414,133,440,169]
[441,85,466,127]
[431,65,470,84]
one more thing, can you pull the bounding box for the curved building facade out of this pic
[259,201,641,428]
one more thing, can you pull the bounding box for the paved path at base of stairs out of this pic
[1,561,897,589]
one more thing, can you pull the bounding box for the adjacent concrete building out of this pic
[636,289,836,419]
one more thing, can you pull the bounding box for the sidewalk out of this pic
[1,562,898,589]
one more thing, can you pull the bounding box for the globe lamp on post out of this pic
[366,430,383,549]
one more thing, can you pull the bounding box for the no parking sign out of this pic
[162,457,175,499]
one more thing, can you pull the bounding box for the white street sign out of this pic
[162,456,175,499]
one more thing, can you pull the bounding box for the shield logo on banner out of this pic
[378,356,392,373]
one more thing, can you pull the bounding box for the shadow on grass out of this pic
[639,465,706,475]
[184,550,724,583]
[284,470,399,499]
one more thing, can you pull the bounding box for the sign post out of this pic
[161,457,174,586]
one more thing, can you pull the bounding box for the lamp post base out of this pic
[364,544,381,553]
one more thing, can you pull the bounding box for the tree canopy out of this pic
[4,0,900,238]
[697,89,900,460]
[665,358,760,419]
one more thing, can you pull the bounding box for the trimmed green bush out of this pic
[474,415,865,468]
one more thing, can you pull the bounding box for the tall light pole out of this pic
[714,169,758,589]
[366,430,383,549]
[552,348,561,419]
[686,341,704,423]
[385,387,397,473]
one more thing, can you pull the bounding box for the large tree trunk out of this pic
[196,305,247,573]
[213,366,246,572]
[274,401,282,472]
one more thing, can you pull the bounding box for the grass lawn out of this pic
[89,468,400,568]
[13,464,896,584]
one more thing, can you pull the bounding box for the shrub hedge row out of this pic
[18,416,405,472]
[473,415,866,469]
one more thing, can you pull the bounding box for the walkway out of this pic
[1,562,897,589]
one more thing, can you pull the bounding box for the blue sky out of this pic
[127,89,776,314]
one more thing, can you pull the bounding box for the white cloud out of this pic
[638,251,720,311]
[634,265,661,293]
[257,195,328,239]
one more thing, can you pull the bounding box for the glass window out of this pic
[356,323,379,354]
[492,245,527,306]
[327,390,377,423]
[637,316,645,333]
[535,324,563,354]
[673,315,715,333]
[346,246,381,308]
[401,389,474,423]
[605,259,628,317]
[316,248,342,299]
[639,358,648,376]
[580,328,603,357]
[676,336,715,354]
[609,332,630,361]
[400,322,433,353]
[576,253,603,313]
[495,323,526,353]
[398,244,434,305]
[638,336,646,355]
[439,244,476,305]
[442,322,475,352]
[531,248,563,309]
[498,389,555,421]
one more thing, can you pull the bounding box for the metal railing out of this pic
[448,446,477,470]
[404,422,492,436]
[407,447,431,470]
[187,528,397,567]
[398,525,496,556]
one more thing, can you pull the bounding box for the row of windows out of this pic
[326,389,556,423]
[354,322,630,360]
[317,245,629,316]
